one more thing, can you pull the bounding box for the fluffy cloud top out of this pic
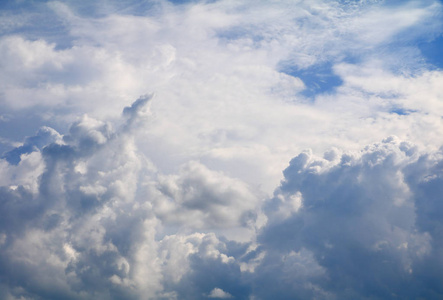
[259,137,443,299]
[1,0,443,299]
[2,110,443,299]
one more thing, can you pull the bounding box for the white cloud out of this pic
[1,0,441,191]
[2,96,442,297]
[1,0,443,299]
[208,287,232,298]
[154,160,258,230]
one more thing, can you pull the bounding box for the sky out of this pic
[0,0,443,299]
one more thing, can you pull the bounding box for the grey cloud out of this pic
[160,233,250,300]
[0,97,156,299]
[3,95,443,300]
[2,126,61,165]
[0,94,262,300]
[123,94,153,119]
[63,115,113,152]
[0,96,256,300]
[154,161,258,229]
[122,94,154,131]
[258,137,443,299]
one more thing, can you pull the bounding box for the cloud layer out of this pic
[1,0,443,299]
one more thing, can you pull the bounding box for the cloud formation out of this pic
[2,97,443,299]
[1,0,443,299]
[259,137,443,299]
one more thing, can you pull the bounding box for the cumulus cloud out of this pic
[0,97,158,299]
[0,97,252,299]
[258,137,443,299]
[2,126,62,165]
[153,160,258,231]
[1,0,443,299]
[2,94,443,299]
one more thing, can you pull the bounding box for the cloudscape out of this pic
[1,0,443,299]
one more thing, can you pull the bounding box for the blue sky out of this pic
[1,0,443,299]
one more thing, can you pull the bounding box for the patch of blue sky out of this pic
[73,0,161,17]
[0,0,32,10]
[389,108,417,116]
[0,1,72,49]
[279,62,343,98]
[382,1,443,71]
[419,34,443,69]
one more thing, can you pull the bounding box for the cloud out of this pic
[0,97,157,299]
[258,137,443,299]
[208,287,232,298]
[153,160,258,231]
[2,94,443,299]
[1,0,443,299]
[0,1,441,195]
[2,126,62,165]
[0,96,252,299]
